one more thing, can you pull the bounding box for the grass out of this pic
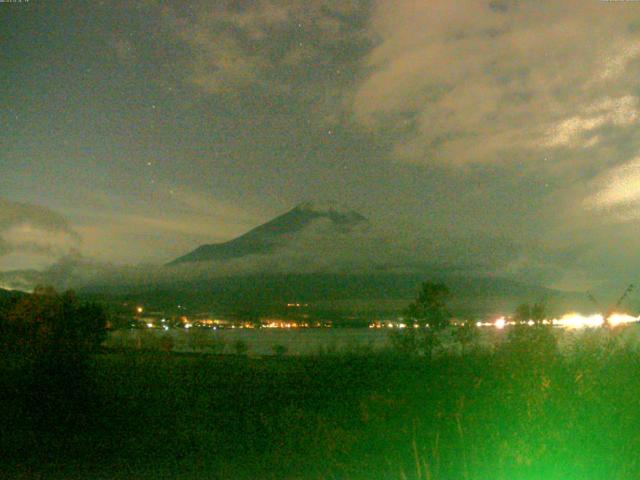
[2,329,640,479]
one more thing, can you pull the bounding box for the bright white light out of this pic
[494,317,506,329]
[553,313,603,329]
[607,312,639,327]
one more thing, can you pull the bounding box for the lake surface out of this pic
[106,324,640,356]
[107,328,394,355]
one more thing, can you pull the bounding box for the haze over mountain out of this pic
[78,205,603,316]
[168,203,368,265]
[0,201,624,318]
[4,191,627,314]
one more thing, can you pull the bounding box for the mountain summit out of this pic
[167,203,367,265]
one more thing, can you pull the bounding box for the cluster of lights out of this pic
[369,321,427,329]
[263,320,315,329]
[552,312,639,329]
[135,302,638,332]
[140,318,330,330]
[369,314,639,331]
[142,317,171,331]
[479,313,640,330]
[476,317,543,329]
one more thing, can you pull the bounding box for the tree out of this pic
[531,300,547,325]
[2,286,107,359]
[404,281,451,329]
[452,319,479,355]
[398,281,452,358]
[504,299,556,364]
[514,300,547,325]
[514,303,531,324]
[1,287,108,428]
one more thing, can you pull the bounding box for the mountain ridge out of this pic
[167,203,368,265]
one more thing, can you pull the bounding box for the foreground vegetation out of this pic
[3,327,640,479]
[3,285,640,478]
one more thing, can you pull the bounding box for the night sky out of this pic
[3,0,640,291]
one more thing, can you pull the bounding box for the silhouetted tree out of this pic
[452,319,479,355]
[514,300,547,325]
[3,286,107,360]
[531,300,547,325]
[1,286,108,428]
[514,303,531,324]
[398,281,452,358]
[404,281,451,329]
[504,299,556,365]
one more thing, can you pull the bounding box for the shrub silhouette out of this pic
[2,286,107,359]
[0,286,108,429]
[233,339,249,356]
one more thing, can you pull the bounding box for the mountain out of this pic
[168,202,368,265]
[0,203,595,320]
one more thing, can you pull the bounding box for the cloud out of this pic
[0,206,583,295]
[543,96,639,148]
[586,156,640,222]
[351,0,640,166]
[161,0,372,115]
[159,0,640,169]
[64,187,266,265]
[0,198,81,270]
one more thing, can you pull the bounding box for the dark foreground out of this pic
[2,341,640,479]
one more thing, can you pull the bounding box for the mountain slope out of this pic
[168,203,367,265]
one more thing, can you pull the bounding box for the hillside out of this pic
[168,202,367,265]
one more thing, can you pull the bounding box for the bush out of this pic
[500,324,558,366]
[0,286,108,429]
[452,320,480,355]
[388,329,420,356]
[233,339,249,356]
[1,286,107,360]
[272,344,288,357]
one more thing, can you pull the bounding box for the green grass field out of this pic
[2,333,640,479]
